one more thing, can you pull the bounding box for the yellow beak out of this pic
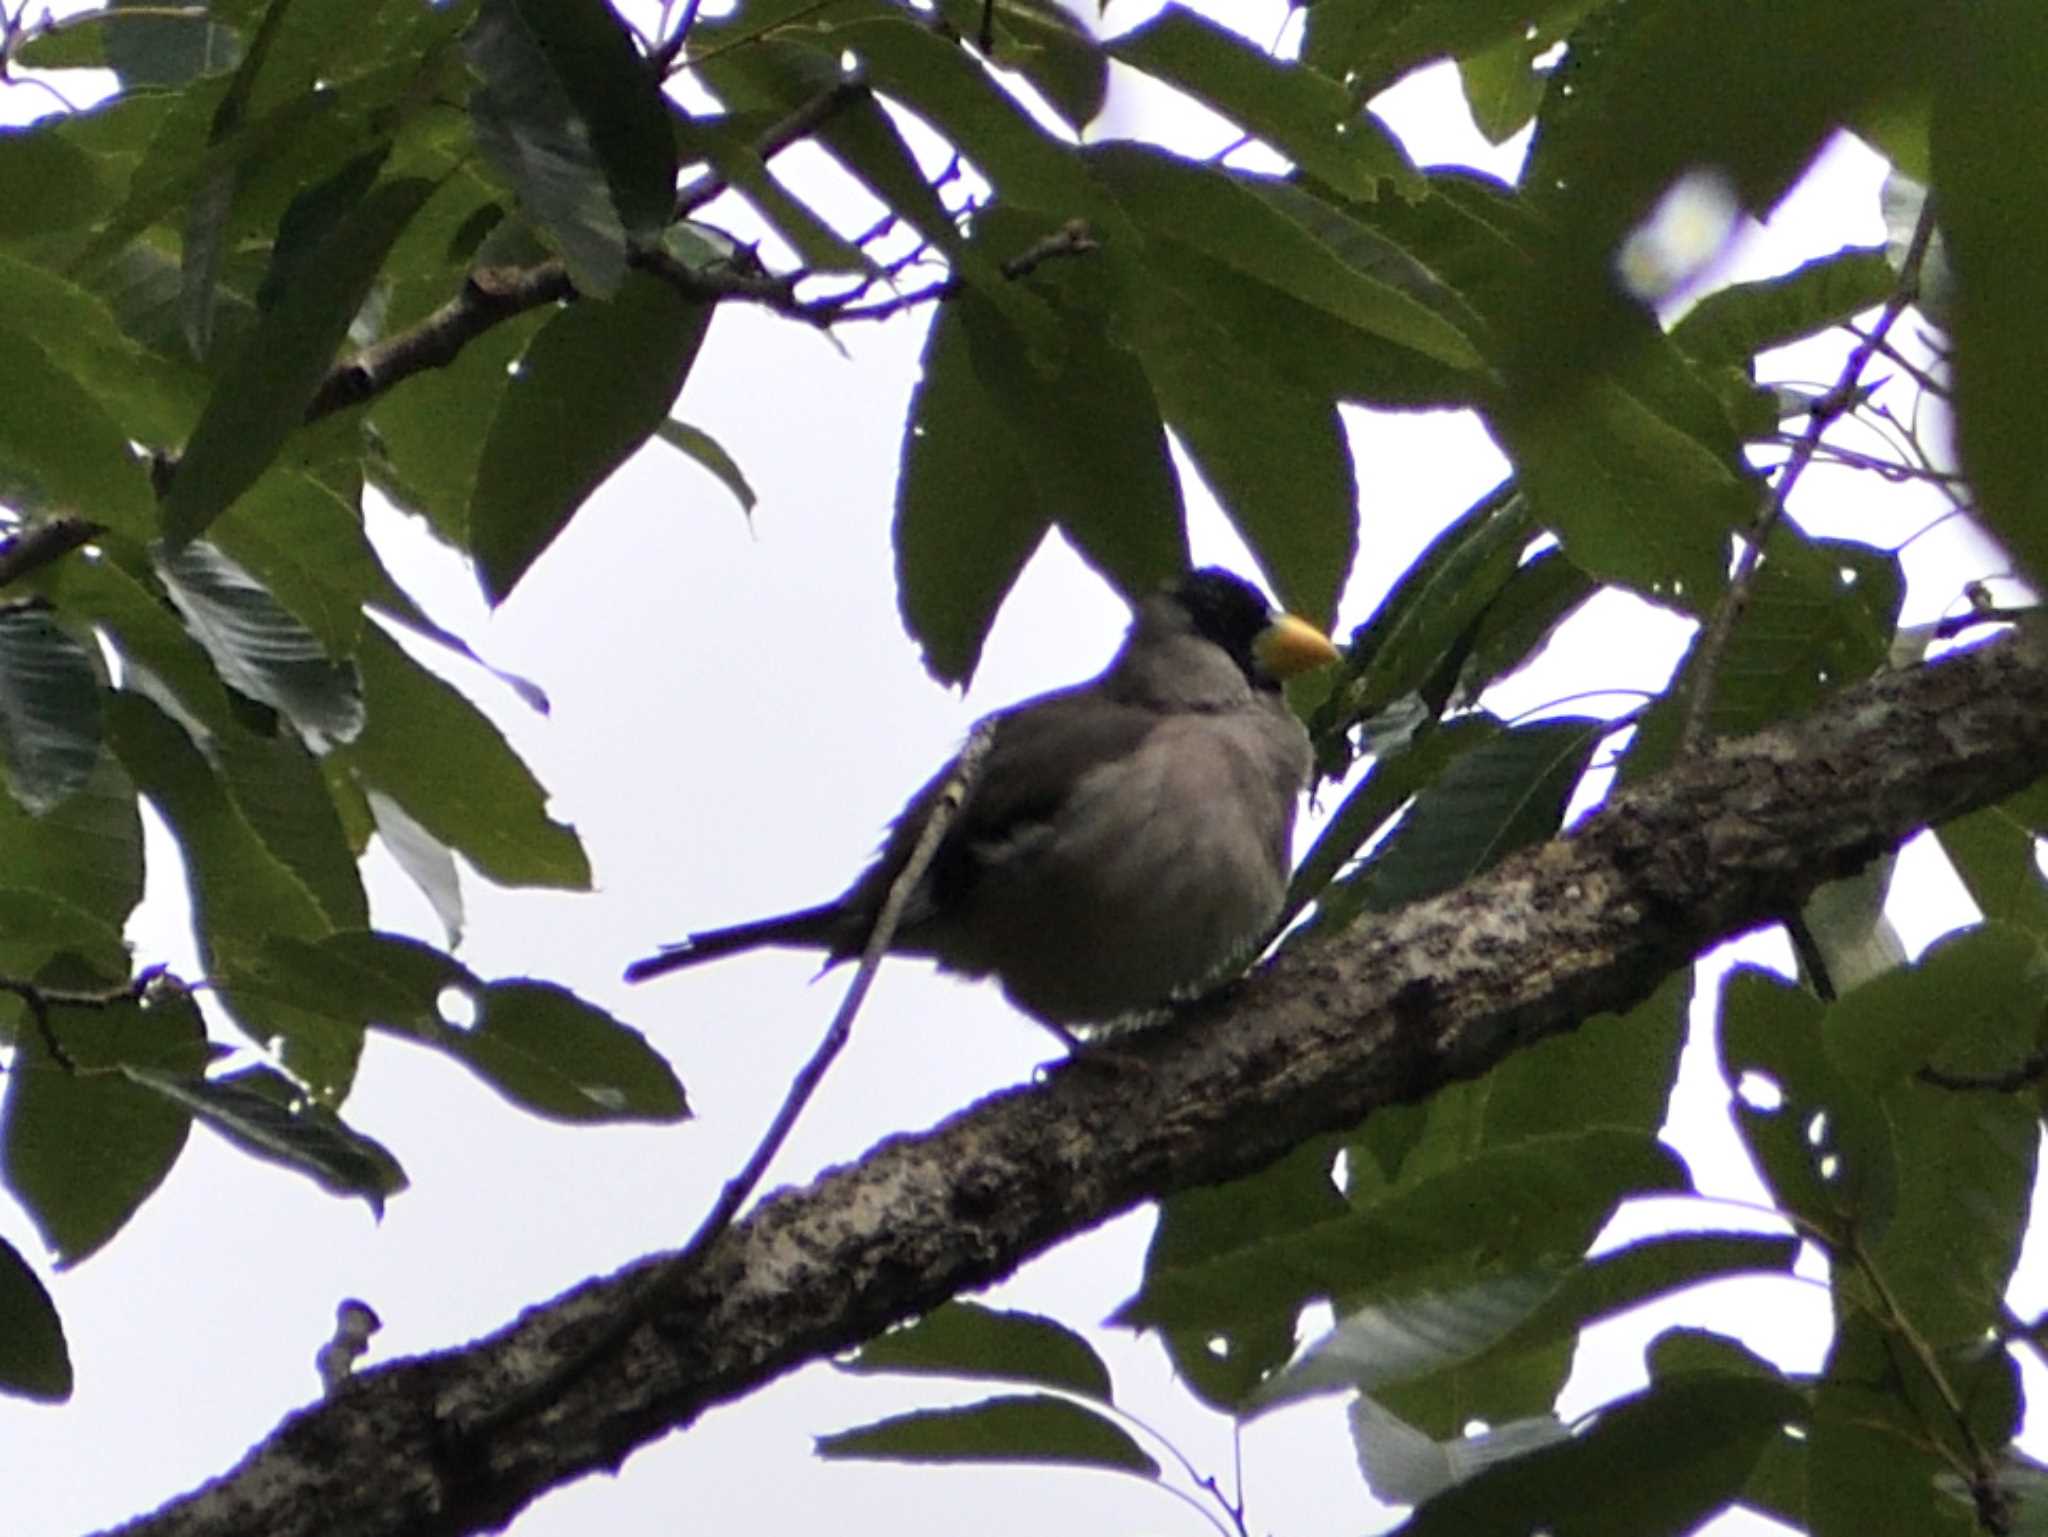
[1252,613,1342,680]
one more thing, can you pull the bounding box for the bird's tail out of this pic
[624,903,846,983]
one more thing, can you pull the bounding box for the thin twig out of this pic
[452,721,999,1448]
[673,78,872,218]
[1847,322,1952,399]
[305,251,800,422]
[1676,196,1942,756]
[796,219,1099,324]
[650,0,705,74]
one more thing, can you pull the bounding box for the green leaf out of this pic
[937,0,1105,134]
[1488,371,1750,615]
[1719,967,1894,1245]
[0,250,197,443]
[1455,546,1597,700]
[368,307,551,545]
[36,534,234,737]
[2,988,205,1267]
[159,175,434,545]
[0,607,104,816]
[0,117,118,243]
[701,36,1060,353]
[1091,145,1481,371]
[1341,715,1607,913]
[105,690,332,971]
[1304,0,1603,102]
[895,262,1186,684]
[1288,717,1502,937]
[215,724,367,932]
[1142,1137,1349,1408]
[815,17,1100,221]
[153,539,365,747]
[1671,248,1897,368]
[845,1302,1114,1402]
[669,112,868,275]
[464,0,676,296]
[365,790,463,946]
[1521,0,1929,355]
[1481,968,1691,1145]
[1824,925,2041,1343]
[1125,277,1355,628]
[0,751,144,965]
[209,449,382,657]
[1938,805,2048,940]
[1380,1232,1801,1440]
[1311,482,1528,761]
[819,1394,1159,1477]
[338,625,589,889]
[1810,1312,1978,1537]
[1624,533,1901,782]
[471,273,712,602]
[432,978,688,1123]
[1110,6,1422,204]
[13,14,113,71]
[179,0,304,360]
[1395,1372,1807,1537]
[1350,1394,1569,1509]
[1120,1130,1689,1336]
[0,1236,71,1402]
[0,326,156,536]
[1457,34,1546,146]
[230,931,685,1121]
[102,0,242,87]
[1932,3,2048,588]
[121,1062,407,1212]
[654,419,756,516]
[894,296,1051,684]
[1248,1268,1561,1414]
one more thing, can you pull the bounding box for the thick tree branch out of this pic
[105,630,2048,1537]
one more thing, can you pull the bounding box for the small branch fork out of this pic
[1676,195,1945,756]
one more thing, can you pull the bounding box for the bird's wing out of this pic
[830,689,1165,952]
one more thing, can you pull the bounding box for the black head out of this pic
[1167,567,1279,689]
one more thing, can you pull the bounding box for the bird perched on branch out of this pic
[626,568,1340,1041]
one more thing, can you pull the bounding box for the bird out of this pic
[625,568,1341,1043]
